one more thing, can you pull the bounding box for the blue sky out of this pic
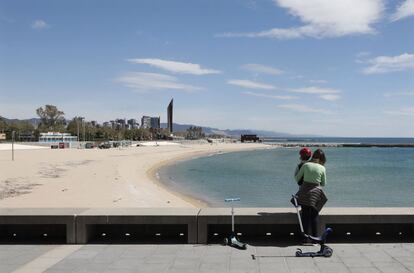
[1,0,413,137]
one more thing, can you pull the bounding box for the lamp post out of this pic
[77,117,80,143]
[12,131,15,161]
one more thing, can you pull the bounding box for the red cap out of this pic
[299,147,312,158]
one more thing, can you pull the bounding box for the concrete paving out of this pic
[0,243,414,273]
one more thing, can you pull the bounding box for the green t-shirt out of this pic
[294,162,326,186]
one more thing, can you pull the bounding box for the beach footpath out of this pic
[1,243,414,273]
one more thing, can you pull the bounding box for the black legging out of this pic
[301,205,319,237]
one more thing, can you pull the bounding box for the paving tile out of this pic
[103,269,136,273]
[0,264,21,273]
[316,262,351,273]
[168,269,196,273]
[65,249,101,260]
[372,262,412,273]
[49,258,87,271]
[340,257,374,268]
[260,263,290,273]
[334,245,363,258]
[289,268,321,273]
[71,263,113,273]
[229,260,256,271]
[144,254,176,264]
[170,258,200,270]
[107,258,147,270]
[362,251,394,263]
[43,268,74,273]
[135,263,170,273]
[2,253,44,266]
[349,267,381,273]
[2,244,414,273]
[199,262,229,272]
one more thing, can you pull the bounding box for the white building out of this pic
[39,132,77,143]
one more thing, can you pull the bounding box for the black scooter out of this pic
[223,197,247,250]
[291,195,333,257]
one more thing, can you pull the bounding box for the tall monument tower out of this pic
[167,99,173,134]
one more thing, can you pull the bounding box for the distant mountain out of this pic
[161,123,315,138]
[0,116,40,126]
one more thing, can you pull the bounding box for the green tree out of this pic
[0,117,7,132]
[36,105,65,132]
[186,126,204,139]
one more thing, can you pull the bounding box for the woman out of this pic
[294,149,328,240]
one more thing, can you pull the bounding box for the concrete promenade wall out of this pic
[1,208,414,244]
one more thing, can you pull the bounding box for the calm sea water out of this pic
[158,146,414,207]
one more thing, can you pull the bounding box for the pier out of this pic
[268,143,414,148]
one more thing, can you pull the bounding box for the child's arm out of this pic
[320,168,326,187]
[295,164,305,183]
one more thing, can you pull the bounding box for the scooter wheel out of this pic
[323,247,333,257]
[295,249,303,257]
[223,238,229,246]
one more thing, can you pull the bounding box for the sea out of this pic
[158,138,414,207]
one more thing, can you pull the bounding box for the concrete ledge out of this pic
[75,208,200,244]
[320,208,414,242]
[0,208,87,244]
[197,208,299,244]
[1,207,413,244]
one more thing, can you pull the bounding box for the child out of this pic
[294,147,312,185]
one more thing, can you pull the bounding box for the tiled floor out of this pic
[1,243,414,273]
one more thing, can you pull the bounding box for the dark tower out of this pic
[167,99,173,134]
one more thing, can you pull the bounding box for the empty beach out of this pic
[0,142,269,208]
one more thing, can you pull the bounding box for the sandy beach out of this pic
[0,142,270,208]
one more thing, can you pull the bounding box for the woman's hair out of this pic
[311,149,326,165]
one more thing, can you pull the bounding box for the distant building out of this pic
[39,132,77,143]
[19,131,37,142]
[167,99,173,133]
[115,118,126,130]
[109,120,116,129]
[141,116,160,129]
[127,119,139,129]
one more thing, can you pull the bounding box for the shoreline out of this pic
[147,144,275,208]
[0,142,271,208]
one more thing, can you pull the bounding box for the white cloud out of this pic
[277,104,332,114]
[115,72,203,92]
[289,86,341,101]
[31,19,50,30]
[390,0,414,21]
[241,64,284,75]
[217,0,384,39]
[319,94,341,101]
[227,79,276,90]
[127,58,221,75]
[384,107,414,117]
[309,79,327,84]
[243,91,297,100]
[362,53,414,74]
[384,91,414,98]
[290,86,340,94]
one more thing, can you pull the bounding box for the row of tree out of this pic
[1,105,205,141]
